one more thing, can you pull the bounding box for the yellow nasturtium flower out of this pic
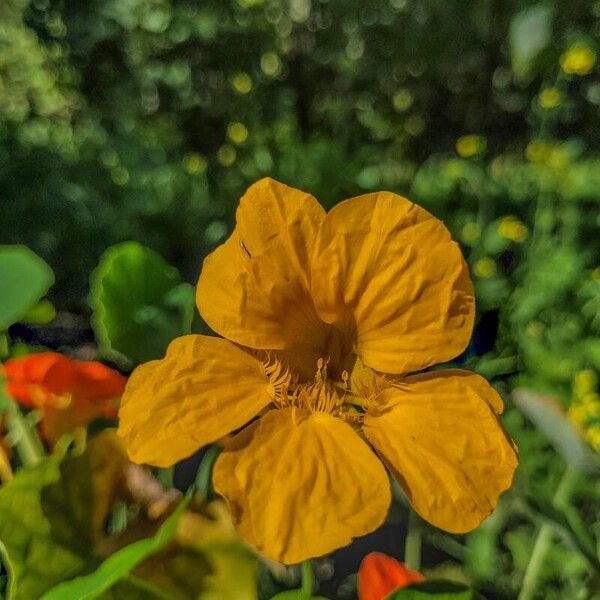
[118,178,518,564]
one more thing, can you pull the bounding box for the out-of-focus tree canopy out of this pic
[1,0,598,304]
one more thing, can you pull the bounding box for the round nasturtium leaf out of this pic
[0,245,54,331]
[385,581,484,599]
[89,241,195,365]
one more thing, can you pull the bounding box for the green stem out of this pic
[404,509,422,571]
[518,467,579,600]
[4,396,44,466]
[156,466,174,489]
[426,531,466,561]
[518,525,553,600]
[194,445,221,498]
[301,560,314,596]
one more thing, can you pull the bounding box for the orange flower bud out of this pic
[3,352,126,443]
[358,552,425,600]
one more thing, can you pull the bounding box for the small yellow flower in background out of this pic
[474,257,497,278]
[560,42,597,76]
[592,267,600,282]
[587,425,600,450]
[574,369,597,396]
[217,144,236,167]
[227,122,249,145]
[498,215,529,243]
[538,87,562,109]
[526,139,551,163]
[118,178,517,564]
[230,72,253,94]
[183,153,207,175]
[456,134,486,158]
[569,369,600,452]
[525,139,570,169]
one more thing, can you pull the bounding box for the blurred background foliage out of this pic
[1,0,600,598]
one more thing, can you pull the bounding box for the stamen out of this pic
[267,356,355,419]
[292,357,346,415]
[262,354,295,406]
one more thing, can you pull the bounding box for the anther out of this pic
[341,370,349,388]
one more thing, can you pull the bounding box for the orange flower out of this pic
[358,553,424,600]
[3,352,126,443]
[118,178,518,563]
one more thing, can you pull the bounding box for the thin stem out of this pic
[426,531,466,561]
[301,559,314,596]
[404,508,422,571]
[3,392,45,466]
[194,445,221,498]
[518,467,579,600]
[530,70,563,247]
[156,466,174,490]
[518,524,553,600]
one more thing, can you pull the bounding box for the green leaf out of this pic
[385,581,483,599]
[0,245,54,330]
[0,427,257,600]
[131,499,258,600]
[42,500,189,600]
[89,242,195,365]
[0,450,75,600]
[0,431,132,599]
[509,3,553,80]
[512,388,600,473]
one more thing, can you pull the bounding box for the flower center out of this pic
[263,354,351,415]
[292,358,347,414]
[320,323,357,381]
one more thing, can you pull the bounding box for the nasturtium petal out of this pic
[311,192,475,374]
[73,361,127,403]
[197,178,328,354]
[4,352,78,407]
[363,370,517,533]
[358,552,424,600]
[213,407,391,564]
[118,335,272,467]
[4,353,126,444]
